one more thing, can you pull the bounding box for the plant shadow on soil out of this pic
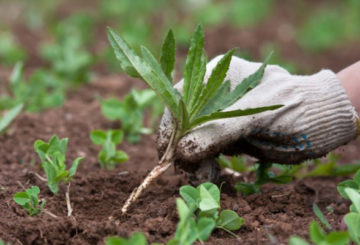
[0,75,357,245]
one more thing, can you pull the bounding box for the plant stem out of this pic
[66,182,73,217]
[121,127,178,214]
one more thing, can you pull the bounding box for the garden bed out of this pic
[0,75,353,244]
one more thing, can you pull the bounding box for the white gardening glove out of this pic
[157,56,360,164]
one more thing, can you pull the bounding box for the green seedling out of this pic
[100,89,162,143]
[34,135,83,216]
[229,0,273,27]
[34,135,83,194]
[107,24,282,213]
[289,221,349,245]
[234,162,297,195]
[175,182,244,243]
[216,154,247,173]
[313,203,332,231]
[303,153,360,178]
[0,31,27,66]
[343,188,360,244]
[105,233,147,245]
[13,186,45,216]
[0,104,23,134]
[40,37,93,86]
[0,62,65,113]
[0,239,11,245]
[90,129,129,169]
[337,169,360,200]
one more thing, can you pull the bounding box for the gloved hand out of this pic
[157,56,359,165]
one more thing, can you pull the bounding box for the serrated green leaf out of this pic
[107,28,180,119]
[217,210,244,230]
[190,105,283,129]
[141,45,172,88]
[90,130,107,145]
[183,24,205,105]
[197,80,230,117]
[191,48,235,117]
[160,29,175,81]
[0,103,23,134]
[187,53,207,113]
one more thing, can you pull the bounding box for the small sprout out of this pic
[90,129,129,169]
[337,169,360,200]
[289,221,350,245]
[13,186,45,216]
[100,89,162,143]
[313,203,332,231]
[175,182,243,243]
[105,233,147,245]
[234,162,296,195]
[34,135,83,194]
[0,103,23,134]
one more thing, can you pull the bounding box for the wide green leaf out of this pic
[90,130,107,145]
[110,130,124,144]
[179,185,200,211]
[0,103,23,133]
[160,29,175,81]
[337,180,358,199]
[197,217,216,241]
[113,151,129,163]
[199,185,220,211]
[13,192,30,205]
[309,221,326,244]
[190,105,283,129]
[107,28,180,118]
[325,231,349,245]
[217,210,244,231]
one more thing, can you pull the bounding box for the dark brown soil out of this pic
[0,75,355,245]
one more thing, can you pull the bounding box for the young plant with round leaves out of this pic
[34,135,83,216]
[13,186,45,216]
[107,24,282,214]
[178,182,244,239]
[90,129,129,169]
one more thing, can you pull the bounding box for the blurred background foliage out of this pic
[0,0,359,74]
[0,0,359,96]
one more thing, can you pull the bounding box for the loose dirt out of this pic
[0,75,354,245]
